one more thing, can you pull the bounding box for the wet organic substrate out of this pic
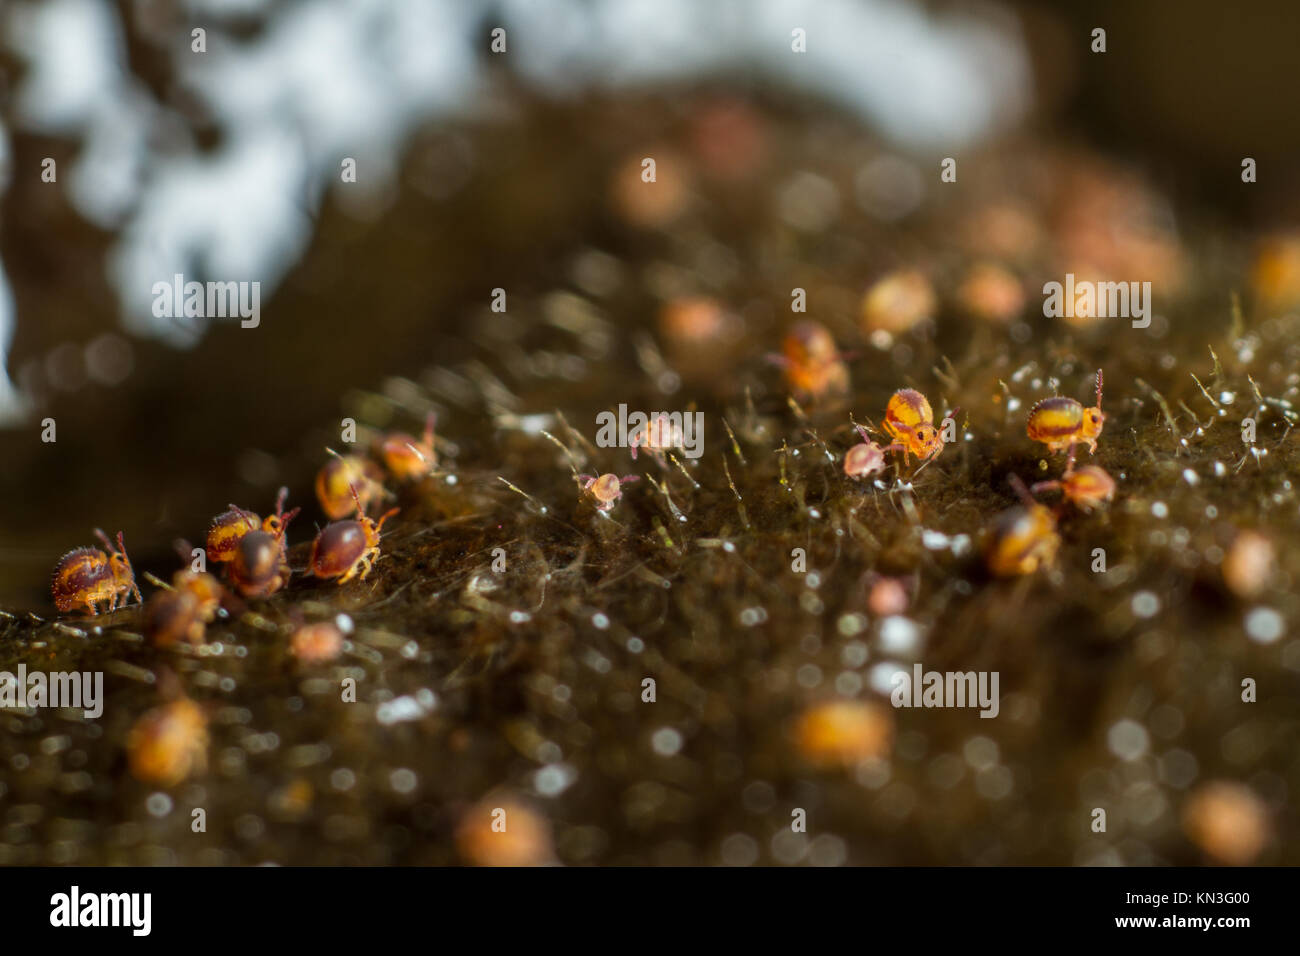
[1,92,1298,865]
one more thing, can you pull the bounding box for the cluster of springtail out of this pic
[49,416,436,641]
[773,320,1116,578]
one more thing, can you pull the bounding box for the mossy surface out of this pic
[1,93,1297,865]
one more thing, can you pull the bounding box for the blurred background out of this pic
[0,0,1298,610]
